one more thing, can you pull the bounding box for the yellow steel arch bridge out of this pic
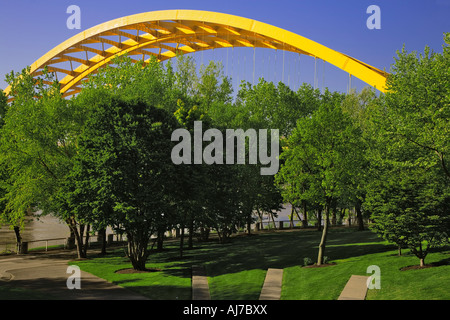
[3,9,389,100]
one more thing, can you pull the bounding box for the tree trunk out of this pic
[216,227,223,244]
[317,200,330,265]
[338,208,345,225]
[348,209,352,227]
[302,201,308,227]
[289,205,294,229]
[292,206,302,226]
[412,243,428,267]
[66,218,88,259]
[271,212,276,230]
[331,199,337,226]
[98,228,107,254]
[14,226,22,253]
[126,230,150,271]
[420,258,425,267]
[317,208,322,231]
[157,229,164,251]
[188,218,194,249]
[80,224,90,258]
[179,225,185,258]
[355,200,364,231]
[256,209,263,231]
[247,211,253,235]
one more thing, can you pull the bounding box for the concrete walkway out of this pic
[259,268,283,300]
[191,265,211,300]
[190,267,284,301]
[338,275,370,300]
[0,251,148,300]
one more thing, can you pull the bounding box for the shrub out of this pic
[303,257,313,266]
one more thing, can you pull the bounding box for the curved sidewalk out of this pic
[0,250,148,300]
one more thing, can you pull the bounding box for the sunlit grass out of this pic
[68,228,450,300]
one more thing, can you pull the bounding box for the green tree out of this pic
[197,60,233,109]
[340,86,379,230]
[277,90,363,265]
[382,33,450,179]
[0,67,84,252]
[70,97,179,270]
[364,34,450,266]
[234,80,318,137]
[366,163,450,266]
[172,101,213,252]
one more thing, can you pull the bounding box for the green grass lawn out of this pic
[69,228,450,300]
[0,286,59,300]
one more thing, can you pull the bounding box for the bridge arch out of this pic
[3,9,389,99]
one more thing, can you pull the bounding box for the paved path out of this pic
[191,265,211,300]
[259,268,283,300]
[338,275,370,300]
[0,251,148,300]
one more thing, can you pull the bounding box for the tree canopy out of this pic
[1,34,448,269]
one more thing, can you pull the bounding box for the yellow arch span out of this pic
[3,9,389,99]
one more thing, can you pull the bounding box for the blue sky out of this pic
[0,0,449,93]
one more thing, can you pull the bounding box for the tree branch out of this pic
[37,153,58,180]
[397,133,450,179]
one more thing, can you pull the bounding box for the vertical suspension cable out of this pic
[261,48,264,82]
[232,47,235,89]
[298,53,301,90]
[314,57,317,90]
[201,49,204,67]
[282,47,285,84]
[237,48,240,88]
[253,47,256,86]
[322,59,325,93]
[226,47,229,77]
[243,48,246,86]
[274,49,277,83]
[225,30,229,77]
[287,51,290,88]
[348,74,352,94]
[200,23,204,67]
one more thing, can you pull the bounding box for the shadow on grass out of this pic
[0,275,147,300]
[71,228,393,295]
[126,284,191,300]
[146,229,390,279]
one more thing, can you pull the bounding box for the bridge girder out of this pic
[3,9,389,100]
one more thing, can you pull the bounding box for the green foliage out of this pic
[276,90,362,208]
[383,32,450,179]
[234,80,318,136]
[365,34,450,265]
[1,33,448,274]
[0,90,7,128]
[303,257,313,266]
[67,97,179,269]
[0,67,83,229]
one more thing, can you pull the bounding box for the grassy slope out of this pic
[69,228,450,300]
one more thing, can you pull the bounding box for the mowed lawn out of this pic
[69,228,450,300]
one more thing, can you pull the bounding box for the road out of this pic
[0,250,148,300]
